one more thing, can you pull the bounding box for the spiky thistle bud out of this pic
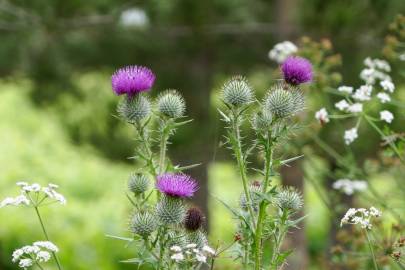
[264,84,304,119]
[167,232,188,248]
[274,187,303,211]
[130,212,158,237]
[128,173,149,194]
[117,95,151,122]
[156,196,186,225]
[157,90,186,118]
[240,181,262,211]
[184,207,205,231]
[186,230,208,248]
[222,76,254,106]
[252,110,273,132]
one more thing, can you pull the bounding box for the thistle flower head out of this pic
[157,90,186,118]
[128,173,149,194]
[186,230,208,248]
[156,195,186,225]
[156,173,198,198]
[275,187,303,211]
[240,181,262,211]
[130,212,158,237]
[281,56,313,85]
[264,84,304,119]
[252,110,273,132]
[112,65,155,96]
[184,207,205,231]
[222,76,254,106]
[117,95,151,122]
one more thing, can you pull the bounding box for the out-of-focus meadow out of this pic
[1,1,404,269]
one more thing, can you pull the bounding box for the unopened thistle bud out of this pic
[156,196,186,225]
[252,110,273,132]
[274,187,303,211]
[264,84,304,119]
[240,181,262,211]
[167,232,187,248]
[130,212,158,237]
[117,95,151,122]
[157,90,186,118]
[186,230,208,248]
[184,207,205,231]
[128,173,149,194]
[222,76,254,106]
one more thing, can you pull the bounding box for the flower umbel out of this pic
[112,65,155,96]
[156,173,198,198]
[281,56,313,85]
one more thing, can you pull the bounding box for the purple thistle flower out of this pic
[111,65,155,96]
[156,173,198,198]
[281,56,313,85]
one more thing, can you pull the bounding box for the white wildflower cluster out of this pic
[12,241,58,269]
[170,243,215,264]
[0,182,66,208]
[268,41,298,63]
[332,179,368,195]
[341,207,382,229]
[315,57,396,145]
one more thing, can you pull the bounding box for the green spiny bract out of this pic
[157,90,186,118]
[128,173,149,194]
[186,230,208,248]
[264,84,304,119]
[252,110,273,132]
[222,76,254,106]
[156,195,186,225]
[130,212,158,237]
[166,231,188,248]
[274,187,303,211]
[117,94,151,122]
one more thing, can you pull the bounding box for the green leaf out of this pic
[105,234,134,242]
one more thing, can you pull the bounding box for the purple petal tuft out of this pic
[112,65,155,96]
[156,173,198,198]
[281,56,313,85]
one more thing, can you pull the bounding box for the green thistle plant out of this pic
[117,94,151,122]
[128,173,149,194]
[274,187,303,211]
[157,90,186,118]
[186,230,208,248]
[264,84,304,119]
[156,196,186,225]
[130,212,158,237]
[222,76,254,106]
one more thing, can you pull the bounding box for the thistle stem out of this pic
[231,111,256,228]
[364,229,379,270]
[254,135,273,270]
[270,211,288,270]
[33,206,62,270]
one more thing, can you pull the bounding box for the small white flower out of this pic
[196,253,207,263]
[268,41,298,63]
[202,245,216,255]
[364,57,391,72]
[12,249,24,262]
[13,195,30,206]
[16,182,28,187]
[347,103,363,113]
[380,80,395,93]
[380,110,394,123]
[170,245,182,252]
[332,179,367,195]
[171,253,184,262]
[33,241,59,252]
[36,251,51,262]
[344,128,358,145]
[369,207,381,217]
[400,53,405,61]
[18,258,33,268]
[352,85,372,101]
[335,100,349,111]
[315,108,329,124]
[337,86,353,94]
[341,207,381,230]
[185,243,197,249]
[377,92,390,103]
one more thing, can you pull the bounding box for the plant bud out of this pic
[157,90,186,118]
[274,187,303,211]
[264,84,304,119]
[156,196,186,225]
[184,207,205,231]
[130,212,158,237]
[117,94,151,122]
[128,173,149,194]
[222,76,254,106]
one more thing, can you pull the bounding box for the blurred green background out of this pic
[0,0,404,269]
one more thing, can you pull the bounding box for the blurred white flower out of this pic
[268,41,298,63]
[352,85,372,101]
[332,179,367,195]
[171,253,184,262]
[0,195,30,208]
[195,253,207,263]
[344,128,358,145]
[380,80,395,93]
[186,243,197,249]
[335,100,349,111]
[12,242,57,268]
[347,103,363,113]
[337,86,353,94]
[18,258,33,268]
[315,108,329,124]
[364,57,391,72]
[202,245,216,255]
[170,245,182,252]
[341,207,381,229]
[380,110,394,123]
[119,8,148,28]
[377,92,391,103]
[399,53,405,61]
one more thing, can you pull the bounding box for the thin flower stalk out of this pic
[364,229,379,270]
